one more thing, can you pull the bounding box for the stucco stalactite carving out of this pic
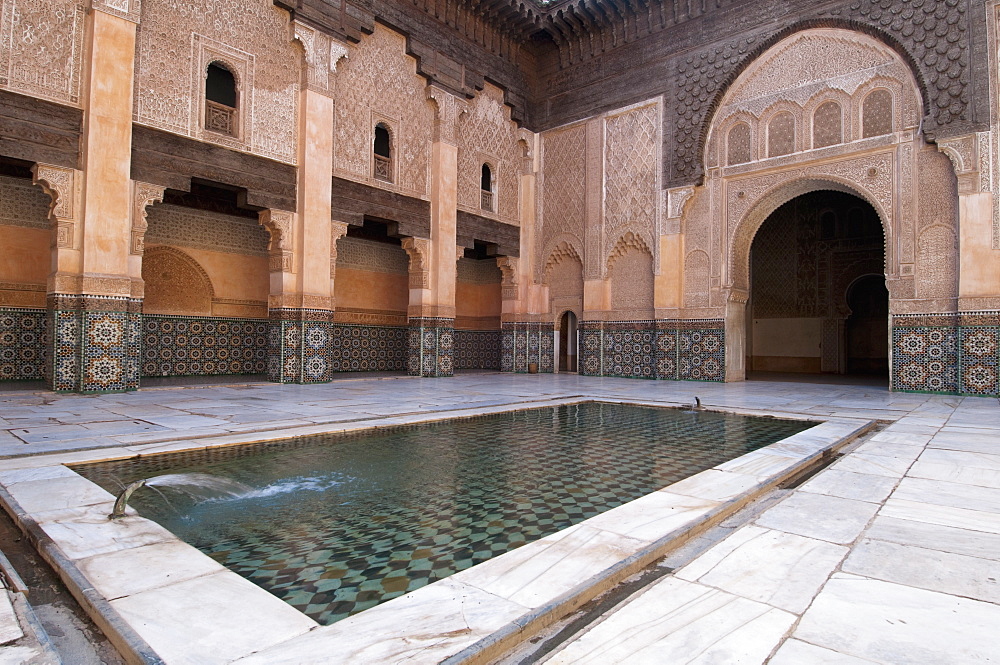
[294,21,348,96]
[937,133,990,196]
[258,209,294,273]
[130,181,165,256]
[427,86,461,147]
[0,174,54,231]
[496,256,519,301]
[91,0,140,22]
[0,0,85,105]
[134,0,299,164]
[329,221,349,282]
[31,163,80,249]
[607,235,655,319]
[457,84,521,224]
[332,24,434,197]
[401,237,430,290]
[603,102,659,269]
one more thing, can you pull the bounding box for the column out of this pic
[42,2,140,392]
[407,87,461,377]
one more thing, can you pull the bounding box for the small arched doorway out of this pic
[558,311,578,372]
[746,190,887,382]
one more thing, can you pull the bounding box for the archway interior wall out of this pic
[0,174,53,382]
[140,204,271,379]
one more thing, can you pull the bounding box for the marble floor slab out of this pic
[792,573,1000,664]
[798,468,898,503]
[675,524,847,613]
[541,577,796,665]
[754,492,880,545]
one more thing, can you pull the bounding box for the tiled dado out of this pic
[269,309,408,383]
[579,320,725,382]
[501,322,555,373]
[454,330,501,370]
[408,317,455,377]
[48,295,142,393]
[892,311,1000,396]
[0,308,47,381]
[142,315,268,378]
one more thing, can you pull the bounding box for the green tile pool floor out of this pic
[77,402,815,625]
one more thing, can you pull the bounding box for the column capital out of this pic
[90,0,141,23]
[293,21,349,96]
[426,86,463,146]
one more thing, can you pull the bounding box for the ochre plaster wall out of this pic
[455,281,501,328]
[143,244,268,317]
[0,226,48,287]
[334,267,408,314]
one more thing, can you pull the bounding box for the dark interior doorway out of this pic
[559,311,578,372]
[747,190,887,382]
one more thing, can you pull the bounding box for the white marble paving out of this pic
[77,540,228,600]
[664,469,764,502]
[541,577,796,665]
[843,538,1000,603]
[793,573,1000,664]
[828,451,913,478]
[798,468,898,503]
[880,497,1000,535]
[0,592,21,646]
[675,525,847,613]
[111,570,317,665]
[864,515,1000,560]
[34,504,176,560]
[768,639,879,664]
[891,475,1000,513]
[754,492,879,545]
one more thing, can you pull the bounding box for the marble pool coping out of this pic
[0,398,875,665]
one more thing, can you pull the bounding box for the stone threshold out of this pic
[0,403,874,665]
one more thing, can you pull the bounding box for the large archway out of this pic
[746,190,887,383]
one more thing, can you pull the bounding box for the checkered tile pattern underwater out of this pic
[78,402,815,625]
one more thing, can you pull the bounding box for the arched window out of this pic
[205,62,237,136]
[813,101,843,148]
[480,163,494,212]
[767,112,795,157]
[727,123,751,165]
[862,89,893,138]
[373,124,392,182]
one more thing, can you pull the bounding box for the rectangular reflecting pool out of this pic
[75,402,816,625]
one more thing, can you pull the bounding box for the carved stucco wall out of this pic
[603,101,660,271]
[142,246,214,315]
[133,0,299,164]
[457,83,521,225]
[608,242,654,320]
[0,175,52,231]
[670,2,971,187]
[0,0,85,106]
[538,123,586,282]
[684,28,955,318]
[331,24,433,198]
[145,204,269,257]
[544,249,583,322]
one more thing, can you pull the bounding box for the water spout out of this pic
[109,479,147,520]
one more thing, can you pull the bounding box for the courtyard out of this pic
[0,373,997,663]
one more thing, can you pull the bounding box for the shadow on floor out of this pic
[746,371,888,387]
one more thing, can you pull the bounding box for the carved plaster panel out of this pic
[603,101,659,272]
[457,83,521,225]
[258,209,294,273]
[146,204,269,257]
[496,256,519,300]
[91,0,140,23]
[331,24,433,198]
[133,0,299,164]
[401,236,430,289]
[937,132,991,196]
[707,29,921,173]
[0,174,53,230]
[0,0,85,105]
[31,163,80,249]
[294,21,348,96]
[539,123,587,280]
[130,181,165,255]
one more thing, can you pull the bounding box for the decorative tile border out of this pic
[579,319,725,382]
[501,322,555,373]
[408,318,454,377]
[892,311,1000,396]
[142,315,268,378]
[454,330,501,370]
[47,295,141,393]
[0,307,46,381]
